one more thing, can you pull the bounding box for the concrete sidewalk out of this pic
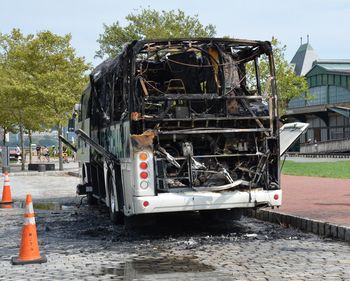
[6,174,79,202]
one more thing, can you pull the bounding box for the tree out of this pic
[0,70,17,145]
[96,8,216,58]
[246,37,309,115]
[0,32,20,146]
[0,29,90,170]
[24,31,90,170]
[0,30,40,169]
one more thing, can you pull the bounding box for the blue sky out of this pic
[1,0,349,66]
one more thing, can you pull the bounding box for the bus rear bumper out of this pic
[131,189,281,215]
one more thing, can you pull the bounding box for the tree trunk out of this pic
[19,125,25,171]
[58,125,63,171]
[28,130,32,164]
[2,127,7,146]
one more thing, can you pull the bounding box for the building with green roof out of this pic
[285,44,350,153]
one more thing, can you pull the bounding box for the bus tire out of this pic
[108,174,124,225]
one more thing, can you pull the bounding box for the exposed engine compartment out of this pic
[129,39,280,192]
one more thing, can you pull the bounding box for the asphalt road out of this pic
[0,175,349,280]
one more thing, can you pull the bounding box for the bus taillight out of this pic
[139,152,148,161]
[140,171,148,179]
[140,181,149,189]
[134,150,154,196]
[139,162,148,169]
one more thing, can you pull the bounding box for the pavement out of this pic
[8,174,80,203]
[276,175,350,227]
[0,173,350,280]
[285,156,350,163]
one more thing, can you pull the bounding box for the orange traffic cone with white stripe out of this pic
[0,171,13,205]
[11,194,47,265]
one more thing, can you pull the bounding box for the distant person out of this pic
[15,145,21,155]
[52,145,57,158]
[42,146,50,162]
[62,146,69,163]
[36,145,41,157]
[15,145,22,161]
[314,140,318,153]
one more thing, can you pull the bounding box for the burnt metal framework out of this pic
[88,38,280,193]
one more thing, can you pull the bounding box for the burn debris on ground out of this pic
[35,204,315,255]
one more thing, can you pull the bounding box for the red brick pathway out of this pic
[276,175,350,226]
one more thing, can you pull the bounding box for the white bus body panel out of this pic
[130,189,281,215]
[120,160,135,215]
[279,122,309,156]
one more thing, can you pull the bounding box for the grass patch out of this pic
[282,160,350,179]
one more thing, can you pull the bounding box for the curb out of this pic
[245,209,350,242]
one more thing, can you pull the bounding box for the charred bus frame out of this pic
[76,38,284,222]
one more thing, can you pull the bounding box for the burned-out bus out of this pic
[75,38,308,223]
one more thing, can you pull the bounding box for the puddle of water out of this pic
[99,256,215,278]
[34,202,62,210]
[8,201,74,211]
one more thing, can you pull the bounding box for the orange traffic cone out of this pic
[0,172,13,205]
[11,194,47,265]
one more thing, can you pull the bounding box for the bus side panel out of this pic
[120,160,135,216]
[77,118,90,163]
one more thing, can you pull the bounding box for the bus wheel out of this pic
[108,175,124,225]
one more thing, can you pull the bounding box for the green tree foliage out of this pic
[24,31,90,126]
[246,38,308,115]
[0,29,89,169]
[0,29,89,131]
[96,8,216,58]
[0,30,44,168]
[0,31,21,139]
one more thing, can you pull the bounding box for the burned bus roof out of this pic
[90,57,120,81]
[90,38,273,82]
[132,38,272,56]
[132,37,271,48]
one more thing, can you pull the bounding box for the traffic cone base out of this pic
[0,203,12,209]
[0,186,13,203]
[11,255,47,265]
